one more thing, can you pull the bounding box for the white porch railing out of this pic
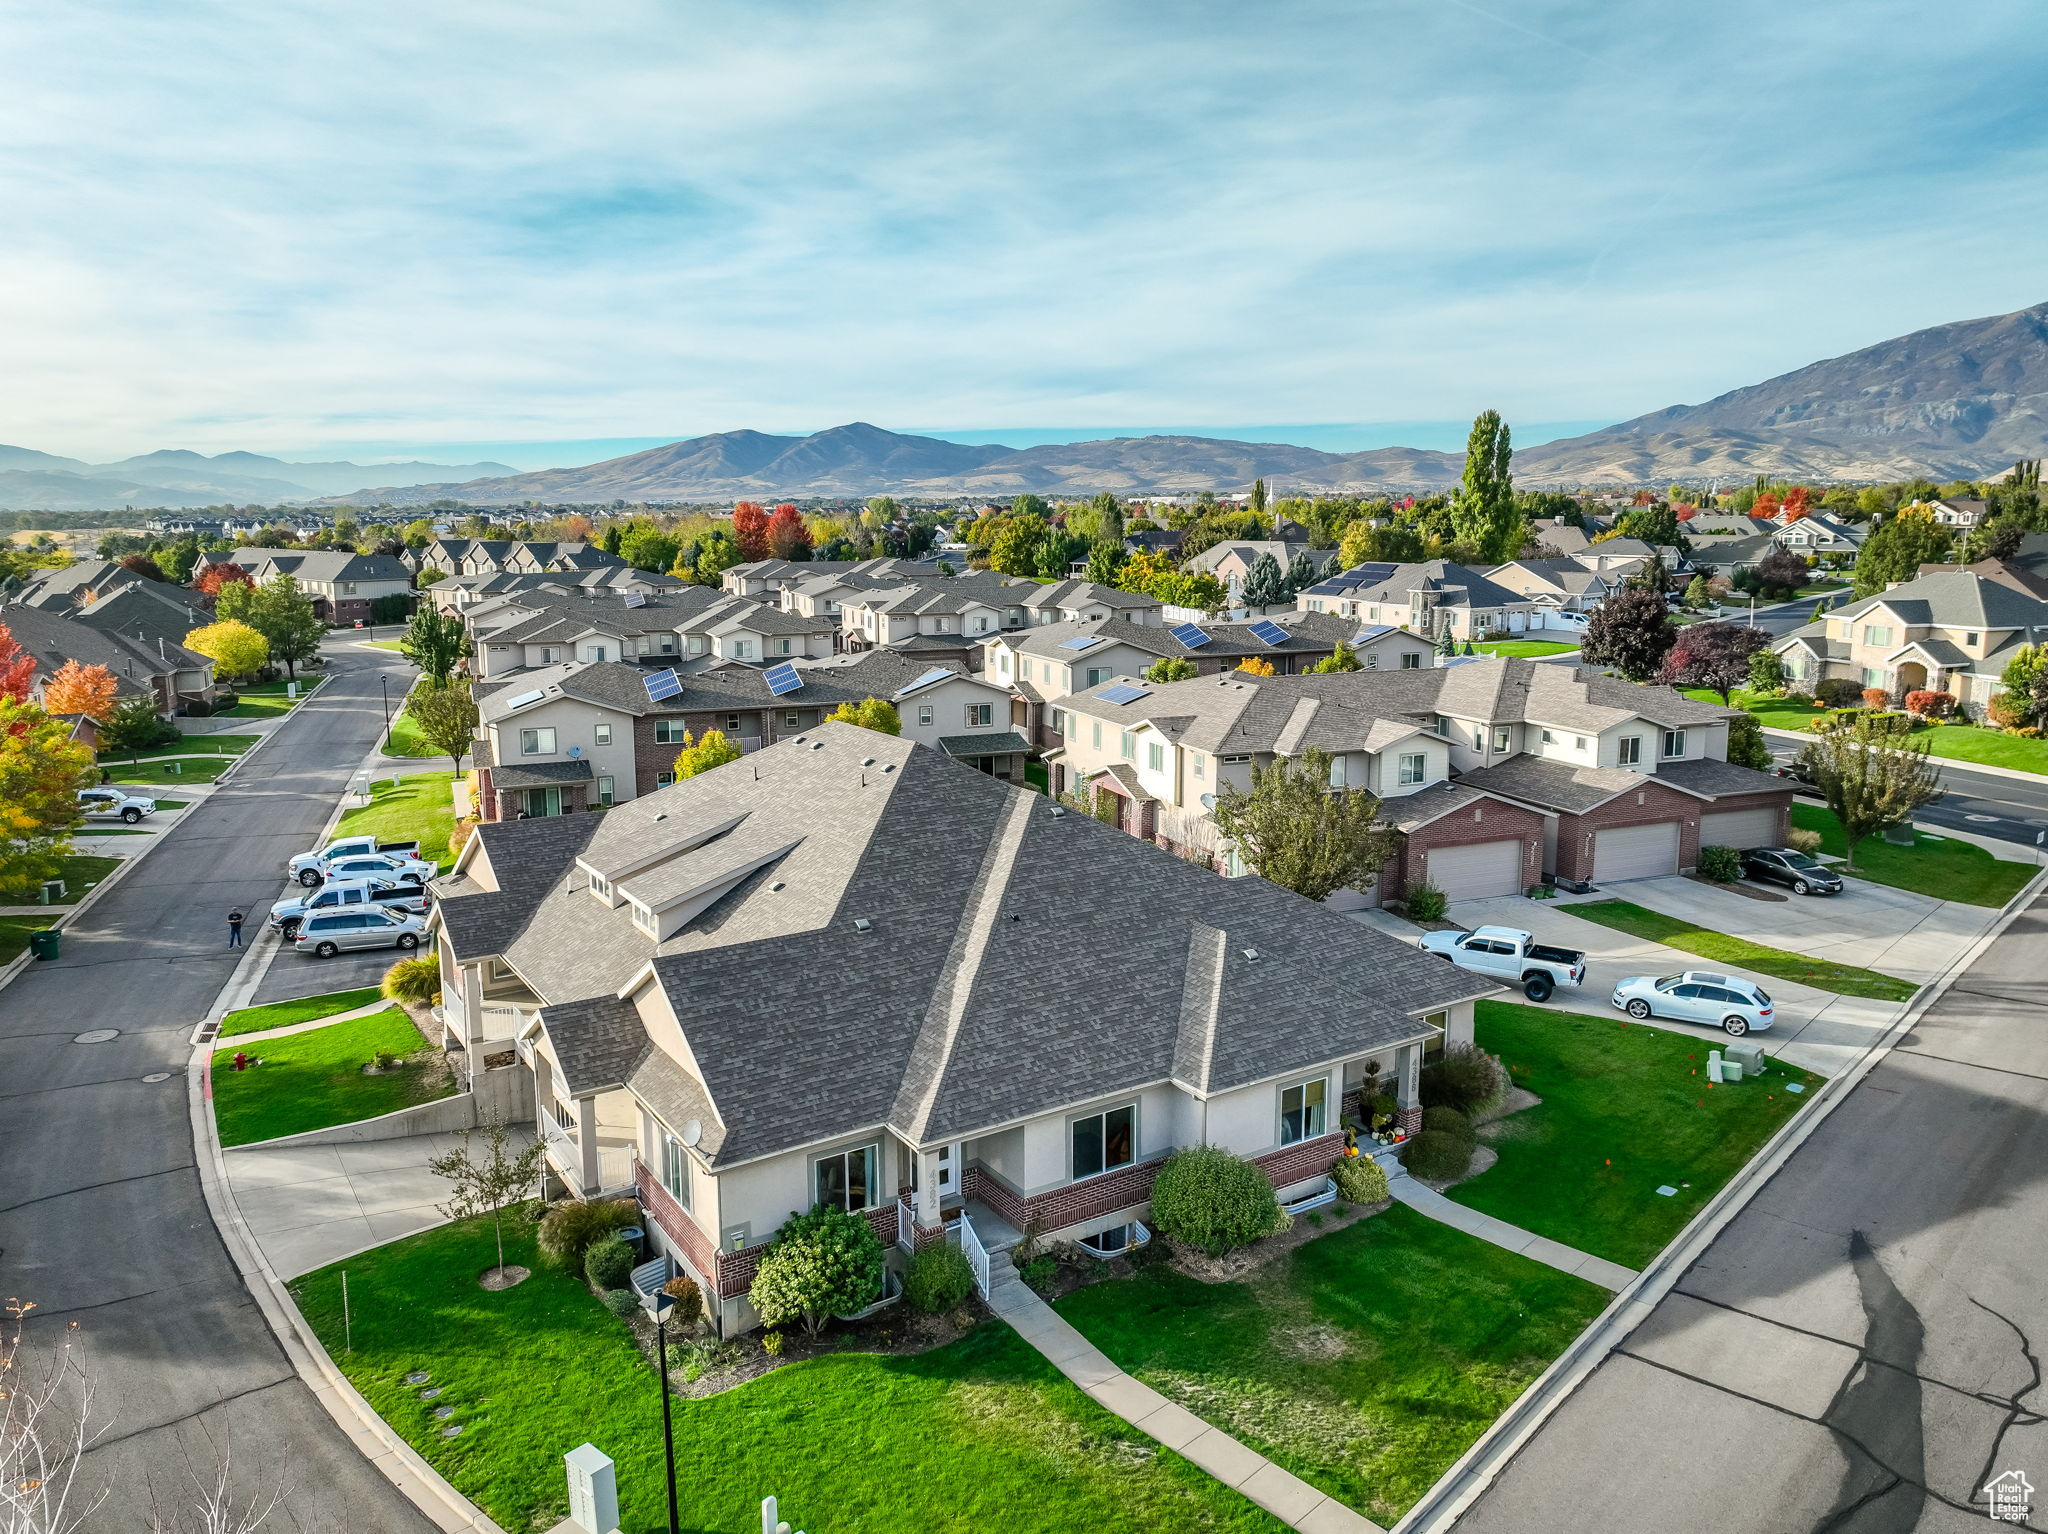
[597,1143,635,1191]
[958,1210,991,1299]
[539,1112,578,1175]
[896,1197,914,1253]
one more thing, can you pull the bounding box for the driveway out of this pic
[225,1128,535,1279]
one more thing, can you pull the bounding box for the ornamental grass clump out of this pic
[748,1205,885,1335]
[536,1197,639,1273]
[1420,1044,1504,1116]
[1148,1144,1286,1258]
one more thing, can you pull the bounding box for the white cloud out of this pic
[1,0,2043,459]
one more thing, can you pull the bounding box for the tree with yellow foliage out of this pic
[1236,656,1276,676]
[0,696,97,897]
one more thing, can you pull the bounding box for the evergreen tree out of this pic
[1436,625,1457,658]
[1682,574,1713,611]
[601,524,623,557]
[1240,552,1287,608]
[1287,550,1318,591]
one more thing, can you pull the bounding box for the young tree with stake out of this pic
[406,680,480,773]
[428,1120,546,1284]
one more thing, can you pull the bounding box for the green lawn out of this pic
[1792,803,2036,908]
[1566,898,1916,1001]
[123,733,260,760]
[218,679,323,719]
[1025,761,1050,794]
[1694,688,2048,775]
[296,1219,1286,1534]
[363,638,406,651]
[1451,1001,1823,1267]
[0,854,120,905]
[211,1008,452,1147]
[383,710,437,758]
[104,756,235,786]
[1471,639,1579,658]
[338,771,457,869]
[220,984,386,1039]
[0,917,55,963]
[1058,1206,1606,1526]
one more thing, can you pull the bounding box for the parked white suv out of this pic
[1610,970,1774,1036]
[269,877,431,938]
[294,907,427,958]
[78,787,156,824]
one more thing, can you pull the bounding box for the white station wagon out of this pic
[1610,970,1774,1036]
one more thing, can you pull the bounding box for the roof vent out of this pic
[769,880,785,892]
[811,741,825,750]
[853,917,873,933]
[1049,806,1067,818]
[1242,947,1261,962]
[862,757,876,767]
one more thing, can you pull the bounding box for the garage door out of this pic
[1593,822,1680,882]
[1700,808,1778,852]
[1426,840,1524,902]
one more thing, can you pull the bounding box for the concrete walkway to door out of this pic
[986,1274,1386,1533]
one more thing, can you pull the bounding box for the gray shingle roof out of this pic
[1004,611,1358,663]
[1827,571,2048,631]
[433,814,600,960]
[534,996,647,1096]
[1455,756,1659,814]
[936,731,1031,757]
[1654,758,1794,801]
[492,759,595,790]
[1302,559,1528,609]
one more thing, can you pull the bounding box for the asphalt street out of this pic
[1451,889,2048,1533]
[0,639,434,1532]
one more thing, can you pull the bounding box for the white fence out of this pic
[958,1211,991,1299]
[896,1197,914,1252]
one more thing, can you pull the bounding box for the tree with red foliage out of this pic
[731,502,771,562]
[117,553,165,582]
[765,504,813,561]
[1754,548,1810,597]
[1673,505,1696,521]
[1781,485,1812,522]
[1632,489,1653,506]
[1903,690,1954,719]
[195,562,253,598]
[42,659,119,721]
[1862,687,1890,710]
[1752,491,1783,519]
[0,621,34,703]
[1657,620,1768,704]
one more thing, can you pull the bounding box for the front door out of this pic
[522,786,562,818]
[935,1143,962,1201]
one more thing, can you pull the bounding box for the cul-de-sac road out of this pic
[1452,891,2048,1532]
[0,639,434,1531]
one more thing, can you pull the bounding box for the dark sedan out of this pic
[1741,846,1844,895]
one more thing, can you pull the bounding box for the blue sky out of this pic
[5,1,2046,468]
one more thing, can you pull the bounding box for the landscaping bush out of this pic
[1419,1044,1504,1115]
[536,1197,639,1273]
[1860,687,1889,710]
[1785,827,1822,856]
[1783,690,1814,706]
[381,955,441,1007]
[1989,692,2028,729]
[584,1235,635,1293]
[904,1242,976,1315]
[600,1288,640,1318]
[1904,689,1955,720]
[1148,1144,1286,1257]
[1696,844,1743,882]
[1405,881,1448,922]
[1401,1130,1474,1182]
[1367,1093,1398,1126]
[1420,1106,1476,1144]
[1331,1154,1389,1205]
[1746,649,1785,693]
[748,1205,885,1334]
[1814,678,1863,708]
[662,1272,703,1330]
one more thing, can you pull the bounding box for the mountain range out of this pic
[4,300,2043,511]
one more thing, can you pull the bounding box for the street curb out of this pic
[0,800,191,995]
[1760,722,2048,788]
[1393,859,2048,1533]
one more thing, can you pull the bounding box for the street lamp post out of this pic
[642,1289,681,1534]
[379,675,392,734]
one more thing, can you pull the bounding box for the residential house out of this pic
[1772,515,1865,559]
[1296,560,1540,639]
[464,588,834,681]
[1184,541,1338,601]
[1770,570,2048,709]
[502,542,627,575]
[425,567,685,615]
[0,600,217,715]
[213,549,412,625]
[1049,659,1790,898]
[1686,534,1778,580]
[1482,557,1624,614]
[1532,527,1689,573]
[428,724,1490,1334]
[1919,531,2048,601]
[719,557,933,601]
[1926,497,1989,530]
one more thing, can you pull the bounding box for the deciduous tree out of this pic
[1726,713,1773,771]
[399,605,467,687]
[428,1119,546,1283]
[1312,641,1361,673]
[672,728,743,778]
[1579,585,1676,682]
[731,502,771,563]
[195,562,252,598]
[98,693,176,761]
[1449,410,1519,561]
[1657,621,1768,703]
[41,660,118,721]
[1755,548,1809,597]
[1236,655,1275,676]
[766,503,811,561]
[407,679,479,773]
[182,620,269,680]
[827,697,902,735]
[1853,504,1952,596]
[0,622,34,704]
[1209,746,1395,902]
[116,553,165,582]
[247,575,323,678]
[0,696,96,897]
[1144,656,1198,683]
[1794,716,1942,869]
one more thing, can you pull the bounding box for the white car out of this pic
[320,853,436,886]
[1611,970,1775,1036]
[79,786,156,824]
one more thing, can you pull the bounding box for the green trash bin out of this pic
[28,928,60,962]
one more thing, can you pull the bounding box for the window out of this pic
[660,1132,691,1208]
[1147,741,1165,772]
[784,710,802,729]
[1436,715,1451,736]
[655,771,675,787]
[813,1143,880,1212]
[1281,1078,1328,1144]
[1191,752,1205,779]
[1071,1103,1136,1179]
[1617,735,1642,765]
[1049,708,1066,734]
[965,703,993,728]
[519,727,556,756]
[591,645,608,662]
[731,639,753,659]
[1086,667,1111,687]
[597,776,615,807]
[1492,727,1511,753]
[1091,720,1103,748]
[1120,730,1135,760]
[1399,651,1421,669]
[594,723,612,746]
[1540,729,1554,745]
[1966,631,1980,647]
[1398,752,1426,785]
[1471,726,1485,751]
[1662,729,1686,758]
[658,634,676,653]
[1862,666,1885,688]
[1575,735,1588,750]
[1862,624,1892,647]
[654,719,688,744]
[725,714,742,733]
[917,704,934,727]
[538,646,558,663]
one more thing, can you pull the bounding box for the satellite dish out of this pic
[568,745,583,758]
[1200,793,1216,809]
[680,1119,702,1147]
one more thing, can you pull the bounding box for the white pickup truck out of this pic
[288,834,424,887]
[1418,924,1587,1002]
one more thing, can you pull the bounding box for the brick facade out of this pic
[636,1159,899,1301]
[1383,796,1546,902]
[1554,779,1708,883]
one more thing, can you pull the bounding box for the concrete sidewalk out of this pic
[987,1276,1385,1533]
[1386,1172,1638,1291]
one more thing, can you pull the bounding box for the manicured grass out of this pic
[1471,639,1579,657]
[1694,688,2048,775]
[1792,803,2036,908]
[383,710,437,757]
[296,1220,1286,1534]
[218,679,322,719]
[0,854,120,905]
[0,917,55,963]
[1025,760,1050,794]
[1567,898,1916,1001]
[1452,1000,1823,1267]
[362,637,406,651]
[220,984,386,1039]
[125,733,260,759]
[104,756,234,786]
[211,1007,452,1147]
[1058,1205,1606,1525]
[338,771,457,869]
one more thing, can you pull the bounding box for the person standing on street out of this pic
[227,908,245,948]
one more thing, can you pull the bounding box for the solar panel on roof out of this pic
[1059,634,1107,650]
[1169,622,1211,648]
[503,688,547,711]
[622,591,646,608]
[643,668,683,702]
[893,667,955,699]
[1247,619,1291,646]
[1097,683,1151,705]
[764,661,804,697]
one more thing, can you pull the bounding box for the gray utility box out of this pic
[38,879,66,905]
[1725,1042,1766,1077]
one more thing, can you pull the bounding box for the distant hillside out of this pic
[0,447,516,509]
